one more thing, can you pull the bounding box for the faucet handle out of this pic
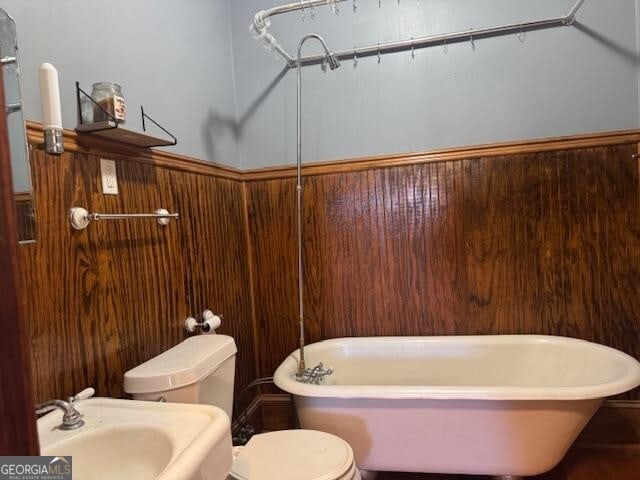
[69,387,95,403]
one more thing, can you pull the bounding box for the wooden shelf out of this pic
[75,121,175,148]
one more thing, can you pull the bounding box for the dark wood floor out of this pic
[377,445,640,480]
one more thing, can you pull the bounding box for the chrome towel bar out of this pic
[69,207,179,230]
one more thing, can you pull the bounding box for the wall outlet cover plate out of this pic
[100,158,118,195]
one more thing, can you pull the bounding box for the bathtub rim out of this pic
[273,335,640,401]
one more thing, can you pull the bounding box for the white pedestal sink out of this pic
[38,398,232,480]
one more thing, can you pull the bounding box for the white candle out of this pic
[38,63,62,129]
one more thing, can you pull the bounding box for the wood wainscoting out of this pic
[14,191,36,242]
[246,142,640,401]
[22,126,255,404]
[18,123,640,431]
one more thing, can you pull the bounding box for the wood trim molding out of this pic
[26,121,243,181]
[25,121,640,181]
[257,393,294,405]
[244,130,640,181]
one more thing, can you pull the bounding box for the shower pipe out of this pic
[252,0,587,68]
[295,34,340,376]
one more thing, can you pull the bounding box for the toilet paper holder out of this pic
[185,310,223,333]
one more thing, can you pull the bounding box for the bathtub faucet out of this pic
[295,362,333,385]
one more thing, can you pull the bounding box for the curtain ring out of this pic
[518,23,526,43]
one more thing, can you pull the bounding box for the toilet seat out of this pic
[229,430,360,480]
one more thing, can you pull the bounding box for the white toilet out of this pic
[124,335,361,480]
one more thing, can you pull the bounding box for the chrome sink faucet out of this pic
[35,387,95,431]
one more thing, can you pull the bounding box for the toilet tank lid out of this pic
[123,335,237,394]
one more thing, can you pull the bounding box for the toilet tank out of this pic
[124,335,237,419]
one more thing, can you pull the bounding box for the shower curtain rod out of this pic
[251,0,587,67]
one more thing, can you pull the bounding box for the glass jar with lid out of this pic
[90,82,126,124]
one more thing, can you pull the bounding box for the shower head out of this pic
[316,36,340,70]
[325,53,340,70]
[297,34,341,70]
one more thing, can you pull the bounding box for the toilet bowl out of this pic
[229,430,360,480]
[124,335,361,480]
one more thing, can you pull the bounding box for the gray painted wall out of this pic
[4,1,639,170]
[4,0,239,166]
[231,0,640,169]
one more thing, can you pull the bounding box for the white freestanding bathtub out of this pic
[273,336,640,478]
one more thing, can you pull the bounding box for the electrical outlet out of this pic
[100,159,118,195]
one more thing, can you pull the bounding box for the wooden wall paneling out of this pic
[258,394,298,432]
[419,161,468,335]
[15,193,36,241]
[303,162,469,340]
[246,178,299,379]
[22,149,95,401]
[303,171,363,341]
[560,148,604,342]
[532,151,567,336]
[241,183,262,384]
[18,123,640,424]
[463,153,556,335]
[249,161,472,376]
[555,146,640,400]
[578,401,640,445]
[247,144,640,397]
[168,170,257,396]
[91,154,188,392]
[22,149,187,400]
[21,145,256,404]
[585,147,640,355]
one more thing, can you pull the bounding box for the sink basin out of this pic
[38,398,232,480]
[43,426,174,479]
